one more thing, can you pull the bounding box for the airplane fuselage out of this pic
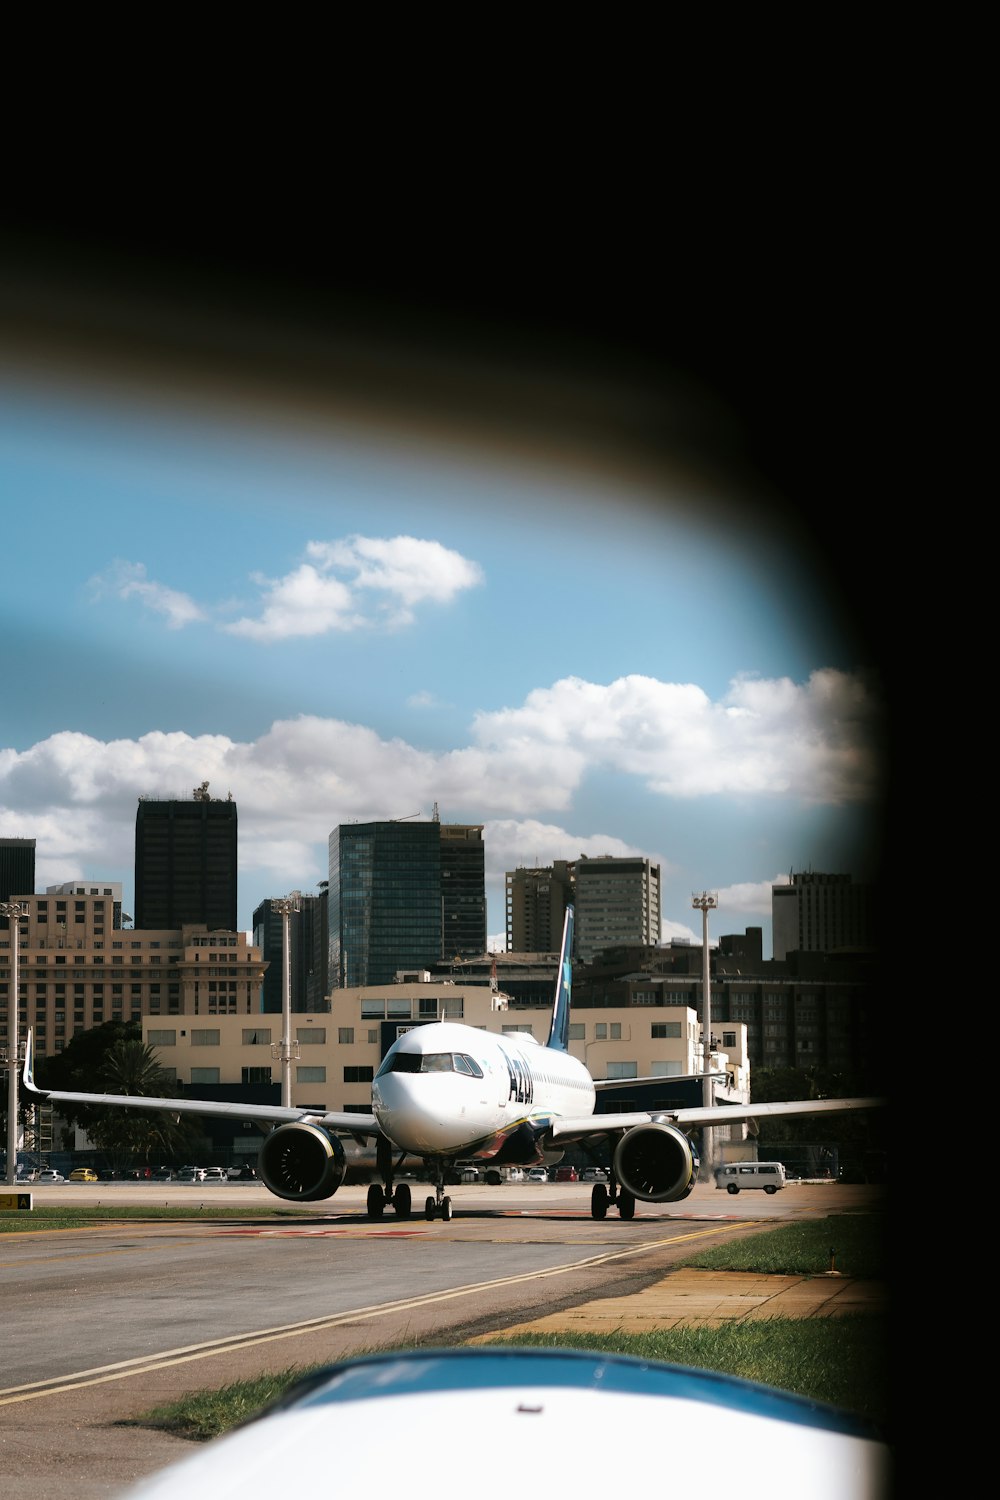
[371,1022,595,1161]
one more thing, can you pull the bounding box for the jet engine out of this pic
[259,1121,351,1202]
[612,1122,699,1202]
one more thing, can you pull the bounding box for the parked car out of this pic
[69,1167,99,1183]
[526,1167,548,1183]
[176,1166,206,1182]
[37,1169,66,1184]
[227,1164,258,1180]
[554,1166,579,1182]
[201,1167,228,1183]
[580,1167,608,1182]
[153,1167,176,1181]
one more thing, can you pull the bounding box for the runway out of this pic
[0,1181,883,1498]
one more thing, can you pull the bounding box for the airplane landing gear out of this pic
[590,1171,636,1221]
[367,1146,413,1219]
[424,1167,454,1221]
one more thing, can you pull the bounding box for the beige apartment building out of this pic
[139,980,750,1115]
[0,891,266,1061]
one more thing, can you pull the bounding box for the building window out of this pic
[606,1061,638,1079]
[367,1029,379,1044]
[190,1067,220,1084]
[361,1000,385,1018]
[568,1023,585,1041]
[191,1029,220,1046]
[441,997,464,1019]
[242,1066,272,1084]
[147,1029,176,1046]
[651,1022,681,1039]
[297,1065,327,1084]
[595,1023,607,1040]
[343,1066,372,1083]
[650,1061,683,1076]
[338,1028,355,1044]
[296,1028,326,1045]
[242,1028,272,1045]
[723,1031,737,1048]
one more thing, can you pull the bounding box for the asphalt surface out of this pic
[0,1181,887,1498]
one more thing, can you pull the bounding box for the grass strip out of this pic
[129,1213,889,1441]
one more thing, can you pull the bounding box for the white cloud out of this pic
[472,669,882,805]
[94,536,484,643]
[306,535,484,615]
[227,535,484,639]
[90,561,206,629]
[482,818,649,884]
[223,565,362,640]
[0,672,880,922]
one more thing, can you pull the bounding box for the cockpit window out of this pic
[453,1053,483,1077]
[375,1051,484,1079]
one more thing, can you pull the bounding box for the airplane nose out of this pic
[373,1072,480,1154]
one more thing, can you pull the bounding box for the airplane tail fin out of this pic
[546,905,574,1052]
[22,1028,38,1092]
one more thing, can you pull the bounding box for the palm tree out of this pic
[86,1040,201,1175]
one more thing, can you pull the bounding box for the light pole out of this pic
[691,891,718,1180]
[270,896,299,1108]
[1,901,27,1187]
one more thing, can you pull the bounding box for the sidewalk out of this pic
[481,1267,886,1338]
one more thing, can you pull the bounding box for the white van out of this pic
[714,1162,786,1195]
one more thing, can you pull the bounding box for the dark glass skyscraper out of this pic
[0,838,35,904]
[329,820,485,988]
[134,786,238,931]
[253,888,329,1013]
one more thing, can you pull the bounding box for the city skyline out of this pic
[0,269,884,960]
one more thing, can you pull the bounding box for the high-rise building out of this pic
[253,888,329,1014]
[574,855,661,962]
[439,824,486,959]
[134,783,238,932]
[505,861,574,952]
[329,818,485,988]
[771,872,875,960]
[1,838,35,906]
[3,891,265,1059]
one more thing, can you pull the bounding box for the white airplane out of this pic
[119,1347,891,1500]
[22,906,883,1223]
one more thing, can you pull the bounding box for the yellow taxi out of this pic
[69,1167,99,1183]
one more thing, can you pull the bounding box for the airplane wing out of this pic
[21,1031,379,1136]
[548,1095,885,1145]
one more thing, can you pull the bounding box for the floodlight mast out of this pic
[1,902,26,1187]
[271,896,300,1107]
[692,891,718,1179]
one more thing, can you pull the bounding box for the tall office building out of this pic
[439,824,486,959]
[135,783,238,932]
[1,837,35,906]
[574,855,661,962]
[253,888,329,1014]
[329,818,486,988]
[771,872,875,959]
[505,861,574,952]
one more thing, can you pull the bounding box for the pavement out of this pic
[0,1267,888,1500]
[1,1187,887,1498]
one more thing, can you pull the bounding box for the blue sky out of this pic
[0,353,883,957]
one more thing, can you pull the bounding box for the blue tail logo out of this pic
[547,905,574,1052]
